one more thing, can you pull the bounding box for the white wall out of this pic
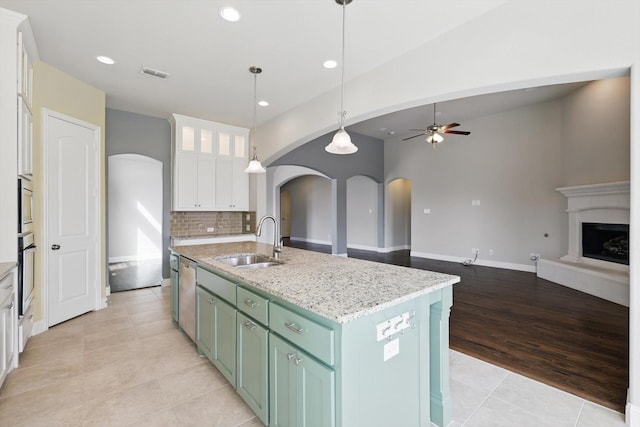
[385,179,411,251]
[283,175,332,244]
[108,154,162,262]
[346,175,379,249]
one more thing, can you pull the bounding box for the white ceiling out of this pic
[0,0,591,141]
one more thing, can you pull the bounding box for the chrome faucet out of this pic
[256,215,282,259]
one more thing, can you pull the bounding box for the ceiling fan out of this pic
[403,103,470,147]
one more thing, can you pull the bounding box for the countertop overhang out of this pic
[172,242,460,324]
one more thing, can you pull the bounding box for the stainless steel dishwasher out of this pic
[178,256,196,342]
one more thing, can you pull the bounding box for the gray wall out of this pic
[106,109,171,278]
[384,77,629,268]
[282,175,332,243]
[270,132,384,253]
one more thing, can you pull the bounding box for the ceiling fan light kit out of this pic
[325,0,358,155]
[403,102,470,148]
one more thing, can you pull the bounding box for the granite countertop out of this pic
[0,262,16,281]
[172,242,460,324]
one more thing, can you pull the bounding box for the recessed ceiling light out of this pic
[220,6,241,22]
[96,56,115,65]
[387,131,396,135]
[323,60,338,69]
[258,100,269,107]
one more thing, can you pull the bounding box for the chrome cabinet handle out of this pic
[285,322,304,335]
[244,299,258,309]
[286,352,296,360]
[244,321,256,331]
[51,244,60,250]
[5,301,14,310]
[207,297,216,304]
[294,357,303,365]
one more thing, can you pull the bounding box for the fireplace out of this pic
[536,181,630,306]
[581,222,629,265]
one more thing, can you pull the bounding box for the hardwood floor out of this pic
[284,240,629,412]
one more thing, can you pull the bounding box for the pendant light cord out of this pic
[252,71,258,157]
[339,0,346,129]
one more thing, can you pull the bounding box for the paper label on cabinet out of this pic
[383,338,400,361]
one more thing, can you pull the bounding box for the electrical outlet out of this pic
[488,249,494,256]
[246,224,250,231]
[424,208,431,214]
[207,227,214,233]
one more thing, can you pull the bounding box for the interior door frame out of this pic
[42,108,103,330]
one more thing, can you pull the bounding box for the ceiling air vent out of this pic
[140,66,170,79]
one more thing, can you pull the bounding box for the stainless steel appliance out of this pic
[178,256,196,342]
[18,178,33,234]
[18,232,35,316]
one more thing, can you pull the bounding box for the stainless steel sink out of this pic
[216,254,281,269]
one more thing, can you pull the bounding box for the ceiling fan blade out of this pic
[444,130,471,135]
[439,123,460,131]
[409,129,427,132]
[403,134,425,141]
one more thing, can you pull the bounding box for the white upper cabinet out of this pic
[171,114,249,211]
[215,129,249,211]
[17,31,33,109]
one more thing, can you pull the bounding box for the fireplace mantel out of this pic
[537,181,630,306]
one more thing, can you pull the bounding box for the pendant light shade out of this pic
[325,0,358,155]
[245,66,266,174]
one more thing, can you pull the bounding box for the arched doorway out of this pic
[108,154,163,292]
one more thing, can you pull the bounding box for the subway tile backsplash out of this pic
[170,211,256,237]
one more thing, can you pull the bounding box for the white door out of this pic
[45,111,100,326]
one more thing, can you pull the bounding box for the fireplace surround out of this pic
[537,181,630,306]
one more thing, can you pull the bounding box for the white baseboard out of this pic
[346,243,383,252]
[108,255,162,263]
[32,319,46,336]
[627,400,640,427]
[410,251,536,273]
[379,245,411,253]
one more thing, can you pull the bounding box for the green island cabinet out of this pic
[193,263,453,427]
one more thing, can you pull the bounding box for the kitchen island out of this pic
[172,241,459,427]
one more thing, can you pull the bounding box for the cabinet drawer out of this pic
[0,274,13,303]
[270,304,334,366]
[237,287,269,326]
[197,267,236,305]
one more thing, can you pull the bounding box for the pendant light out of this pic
[245,66,267,174]
[325,0,358,155]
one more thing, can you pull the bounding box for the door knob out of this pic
[51,244,60,250]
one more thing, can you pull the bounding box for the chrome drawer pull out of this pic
[207,297,216,304]
[287,352,296,360]
[244,321,257,331]
[285,322,304,335]
[5,301,14,310]
[244,299,258,309]
[294,357,303,365]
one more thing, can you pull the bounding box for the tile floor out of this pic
[0,286,627,427]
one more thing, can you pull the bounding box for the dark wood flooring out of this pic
[283,239,629,412]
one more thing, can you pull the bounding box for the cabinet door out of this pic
[232,133,249,210]
[176,152,198,209]
[0,292,15,382]
[270,334,297,427]
[196,153,216,209]
[18,98,33,179]
[237,312,269,425]
[196,286,215,360]
[212,297,237,386]
[296,350,335,427]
